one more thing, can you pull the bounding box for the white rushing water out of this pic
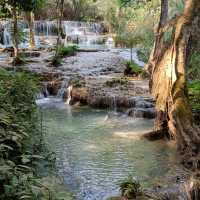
[65,85,73,105]
[0,20,108,48]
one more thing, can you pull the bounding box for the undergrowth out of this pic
[0,68,73,200]
[188,80,200,110]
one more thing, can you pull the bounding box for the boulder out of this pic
[71,87,88,105]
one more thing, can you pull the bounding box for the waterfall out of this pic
[63,21,104,47]
[0,20,108,48]
[109,95,117,112]
[3,28,12,46]
[44,82,49,97]
[57,79,69,99]
[34,21,58,36]
[65,85,73,105]
[0,20,111,49]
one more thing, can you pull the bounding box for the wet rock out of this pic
[71,87,88,105]
[127,108,156,119]
[135,100,154,108]
[46,81,61,96]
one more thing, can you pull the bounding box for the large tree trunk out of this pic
[12,5,19,58]
[28,11,35,49]
[147,0,200,168]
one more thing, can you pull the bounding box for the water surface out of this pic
[40,98,175,200]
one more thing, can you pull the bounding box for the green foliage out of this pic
[0,69,42,200]
[124,61,143,76]
[137,49,150,63]
[188,80,200,110]
[119,176,142,199]
[114,0,158,56]
[18,0,46,12]
[58,45,78,57]
[50,45,78,67]
[50,56,62,67]
[188,52,200,80]
[169,0,184,17]
[0,69,73,200]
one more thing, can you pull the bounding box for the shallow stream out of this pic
[38,98,176,200]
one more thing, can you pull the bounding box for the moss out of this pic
[105,77,128,87]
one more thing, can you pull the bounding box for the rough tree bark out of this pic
[146,0,200,168]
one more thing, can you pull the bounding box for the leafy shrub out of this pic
[58,45,78,57]
[188,80,200,110]
[188,52,200,80]
[119,176,142,199]
[0,69,73,200]
[124,61,144,76]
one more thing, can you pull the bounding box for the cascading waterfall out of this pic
[0,20,107,48]
[57,79,69,99]
[65,85,73,105]
[109,95,117,113]
[3,28,12,46]
[0,20,29,47]
[34,21,58,36]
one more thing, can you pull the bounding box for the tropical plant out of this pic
[119,176,142,199]
[0,69,72,200]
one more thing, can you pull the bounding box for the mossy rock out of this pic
[105,78,128,87]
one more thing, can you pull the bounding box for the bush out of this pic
[58,45,78,57]
[188,80,200,110]
[188,52,200,80]
[119,176,142,199]
[124,61,144,76]
[0,69,73,200]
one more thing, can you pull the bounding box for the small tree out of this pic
[2,0,20,60]
[116,29,143,62]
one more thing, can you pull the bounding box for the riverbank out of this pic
[0,48,198,200]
